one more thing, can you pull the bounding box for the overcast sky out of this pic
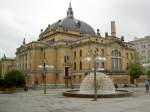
[0,0,150,58]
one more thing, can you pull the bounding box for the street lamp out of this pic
[38,62,54,94]
[83,49,106,101]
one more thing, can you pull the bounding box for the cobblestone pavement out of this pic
[0,87,150,112]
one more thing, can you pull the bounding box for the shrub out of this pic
[4,70,25,88]
[0,77,5,88]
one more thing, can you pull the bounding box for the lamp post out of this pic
[83,49,106,101]
[23,70,28,91]
[38,62,53,94]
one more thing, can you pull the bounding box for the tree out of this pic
[0,77,4,88]
[144,64,150,78]
[128,52,143,85]
[128,63,143,79]
[4,69,25,88]
[146,70,150,78]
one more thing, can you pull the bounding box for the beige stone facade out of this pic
[1,56,15,77]
[15,4,135,87]
[1,3,135,87]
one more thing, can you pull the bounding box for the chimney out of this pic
[111,21,116,37]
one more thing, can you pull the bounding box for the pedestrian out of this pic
[144,80,150,93]
[24,85,28,91]
[114,83,118,90]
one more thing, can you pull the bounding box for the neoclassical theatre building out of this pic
[2,3,135,87]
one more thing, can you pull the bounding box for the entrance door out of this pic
[65,67,69,87]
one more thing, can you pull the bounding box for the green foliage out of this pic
[146,69,150,77]
[128,63,143,79]
[4,69,25,88]
[132,52,140,64]
[128,52,143,79]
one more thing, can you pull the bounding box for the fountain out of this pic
[79,72,116,94]
[63,72,131,98]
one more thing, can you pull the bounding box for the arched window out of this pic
[80,49,82,57]
[74,51,76,59]
[102,62,105,68]
[80,61,82,70]
[112,49,121,70]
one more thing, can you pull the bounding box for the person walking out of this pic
[144,80,150,93]
[114,83,118,90]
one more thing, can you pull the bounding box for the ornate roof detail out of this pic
[23,38,26,45]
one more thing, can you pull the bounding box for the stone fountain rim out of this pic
[63,89,132,98]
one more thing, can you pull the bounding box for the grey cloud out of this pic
[0,0,150,57]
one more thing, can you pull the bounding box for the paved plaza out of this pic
[0,87,150,112]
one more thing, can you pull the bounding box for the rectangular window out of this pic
[74,51,76,59]
[80,50,82,57]
[67,56,69,61]
[112,58,120,70]
[74,62,76,70]
[73,75,76,83]
[80,61,82,70]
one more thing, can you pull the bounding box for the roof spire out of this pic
[69,1,71,8]
[67,1,74,18]
[2,54,6,59]
[23,38,26,45]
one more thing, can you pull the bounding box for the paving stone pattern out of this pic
[0,88,150,112]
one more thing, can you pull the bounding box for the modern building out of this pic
[130,36,150,64]
[1,3,135,87]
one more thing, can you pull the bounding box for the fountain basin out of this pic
[63,89,132,98]
[63,72,132,98]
